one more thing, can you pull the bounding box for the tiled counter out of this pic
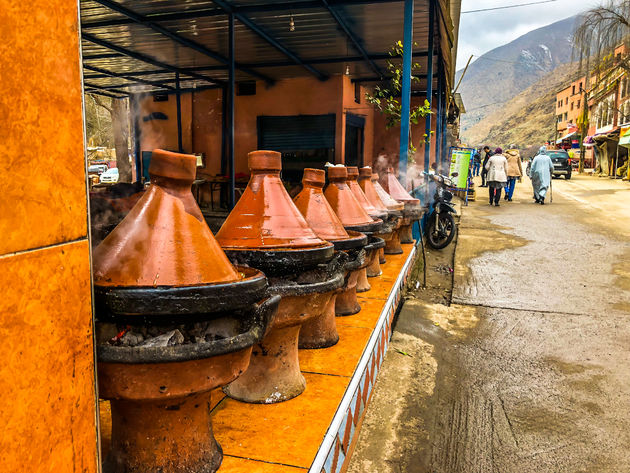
[100,244,417,472]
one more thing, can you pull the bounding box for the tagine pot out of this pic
[371,172,405,255]
[293,168,366,348]
[382,167,422,244]
[93,149,276,473]
[216,151,343,403]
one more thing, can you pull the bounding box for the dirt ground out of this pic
[347,174,630,473]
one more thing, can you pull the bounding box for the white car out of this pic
[100,168,119,183]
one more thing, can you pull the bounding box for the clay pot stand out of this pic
[224,267,345,403]
[299,233,366,349]
[375,212,403,259]
[94,267,267,324]
[223,245,334,277]
[400,206,423,244]
[97,296,280,473]
[356,236,385,292]
[335,246,366,316]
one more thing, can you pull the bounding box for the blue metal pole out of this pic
[398,0,414,185]
[442,88,448,173]
[228,13,236,209]
[436,58,443,174]
[423,0,435,175]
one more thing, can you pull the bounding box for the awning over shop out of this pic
[620,125,630,149]
[555,130,576,144]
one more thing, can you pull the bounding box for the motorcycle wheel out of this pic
[426,212,457,250]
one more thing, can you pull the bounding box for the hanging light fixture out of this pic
[345,64,351,76]
[289,15,295,32]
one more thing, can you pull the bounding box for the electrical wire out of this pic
[462,0,558,14]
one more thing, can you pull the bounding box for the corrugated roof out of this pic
[80,0,454,96]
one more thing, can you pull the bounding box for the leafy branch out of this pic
[365,41,433,157]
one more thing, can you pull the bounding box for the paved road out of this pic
[348,174,630,473]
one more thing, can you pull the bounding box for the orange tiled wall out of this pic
[0,1,98,472]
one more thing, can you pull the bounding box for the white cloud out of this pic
[456,0,596,69]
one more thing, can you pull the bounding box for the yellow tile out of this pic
[299,324,372,377]
[213,372,348,468]
[0,240,97,473]
[0,0,87,255]
[356,278,394,300]
[337,298,387,329]
[221,455,306,472]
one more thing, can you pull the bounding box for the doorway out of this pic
[344,113,365,167]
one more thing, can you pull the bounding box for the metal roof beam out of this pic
[91,0,274,84]
[85,89,127,99]
[81,0,402,29]
[83,51,431,80]
[83,64,176,90]
[84,82,129,96]
[82,32,226,86]
[210,0,329,81]
[320,0,383,78]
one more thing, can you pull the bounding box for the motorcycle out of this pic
[424,172,458,250]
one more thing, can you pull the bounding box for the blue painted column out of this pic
[423,0,435,175]
[441,86,448,172]
[398,0,414,185]
[228,13,236,209]
[436,57,443,173]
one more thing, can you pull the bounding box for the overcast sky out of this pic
[456,0,595,70]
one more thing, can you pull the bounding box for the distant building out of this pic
[556,75,586,142]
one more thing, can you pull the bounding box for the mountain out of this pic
[472,63,579,152]
[458,16,578,143]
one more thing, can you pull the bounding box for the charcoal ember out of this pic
[139,329,184,347]
[119,331,144,347]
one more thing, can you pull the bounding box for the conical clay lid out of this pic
[382,167,420,205]
[93,149,241,287]
[346,166,387,219]
[357,167,388,212]
[324,166,375,227]
[216,151,330,250]
[293,168,351,241]
[371,172,404,211]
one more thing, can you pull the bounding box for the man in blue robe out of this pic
[528,146,554,205]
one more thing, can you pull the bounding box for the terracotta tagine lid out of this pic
[346,166,388,220]
[293,168,350,241]
[93,149,241,287]
[324,166,381,232]
[371,172,404,212]
[294,168,367,251]
[382,167,420,205]
[216,151,331,250]
[357,167,388,212]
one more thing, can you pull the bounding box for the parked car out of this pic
[99,168,119,183]
[548,149,572,179]
[88,164,108,175]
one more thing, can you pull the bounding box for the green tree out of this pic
[365,41,432,159]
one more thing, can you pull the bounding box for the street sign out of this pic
[449,147,474,189]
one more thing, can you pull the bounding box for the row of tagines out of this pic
[91,150,422,473]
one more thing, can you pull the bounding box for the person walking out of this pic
[480,146,491,187]
[504,145,523,201]
[485,147,508,206]
[472,148,482,177]
[528,146,554,204]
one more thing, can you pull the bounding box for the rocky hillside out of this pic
[458,16,577,141]
[471,63,579,153]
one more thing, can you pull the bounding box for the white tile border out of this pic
[309,246,417,473]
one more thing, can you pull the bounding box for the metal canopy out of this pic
[79,0,451,96]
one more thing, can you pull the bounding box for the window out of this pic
[572,85,576,95]
[571,102,574,111]
[579,82,583,92]
[558,114,563,123]
[577,99,581,109]
[565,97,568,105]
[558,100,562,108]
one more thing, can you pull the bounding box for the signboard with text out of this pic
[449,147,474,189]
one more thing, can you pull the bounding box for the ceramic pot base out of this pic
[104,393,222,473]
[400,222,415,244]
[299,295,339,349]
[336,269,361,316]
[379,247,386,264]
[356,267,371,292]
[224,292,332,403]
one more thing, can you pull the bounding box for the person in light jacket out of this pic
[528,146,554,204]
[503,145,523,202]
[485,147,508,206]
